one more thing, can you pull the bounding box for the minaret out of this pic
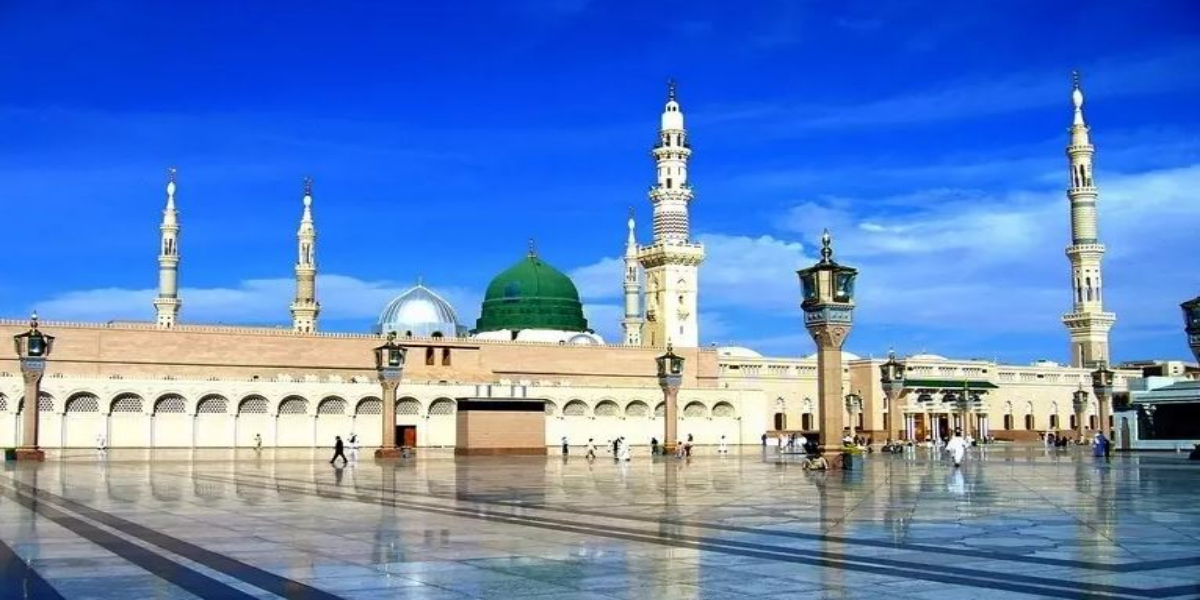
[1062,71,1115,367]
[153,168,181,329]
[637,80,705,347]
[622,208,643,346]
[290,177,320,333]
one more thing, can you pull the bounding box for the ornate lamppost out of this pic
[657,344,684,455]
[1182,296,1200,365]
[1090,362,1114,438]
[13,312,54,461]
[798,230,857,454]
[373,332,407,459]
[844,391,862,441]
[1140,404,1157,439]
[880,349,906,441]
[1072,386,1089,441]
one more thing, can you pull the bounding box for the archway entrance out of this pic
[773,412,786,431]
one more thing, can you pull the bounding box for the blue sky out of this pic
[2,1,1199,364]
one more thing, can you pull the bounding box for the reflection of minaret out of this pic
[1062,71,1115,367]
[637,79,705,347]
[154,168,182,328]
[622,208,643,345]
[290,177,320,332]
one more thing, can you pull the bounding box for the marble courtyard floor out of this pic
[2,447,1199,600]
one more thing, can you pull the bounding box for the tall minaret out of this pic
[621,208,643,346]
[290,177,320,333]
[153,167,182,329]
[1062,71,1115,367]
[637,80,705,347]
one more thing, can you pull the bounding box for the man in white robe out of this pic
[945,429,968,467]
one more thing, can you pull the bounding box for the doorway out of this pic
[773,413,786,431]
[397,425,417,448]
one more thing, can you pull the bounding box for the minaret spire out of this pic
[154,167,182,328]
[290,177,320,333]
[622,208,643,346]
[636,80,706,347]
[1061,71,1115,367]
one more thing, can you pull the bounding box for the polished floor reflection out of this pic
[2,446,1199,600]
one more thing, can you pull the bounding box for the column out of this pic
[663,385,679,454]
[886,390,904,441]
[376,379,400,458]
[816,339,845,452]
[17,362,46,461]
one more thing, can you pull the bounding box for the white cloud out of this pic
[34,275,480,329]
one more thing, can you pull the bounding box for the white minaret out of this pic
[153,167,181,329]
[1062,71,1115,367]
[622,208,643,346]
[637,80,705,347]
[290,177,320,333]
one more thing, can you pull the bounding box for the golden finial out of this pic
[30,311,39,330]
[819,229,834,263]
[527,238,537,257]
[167,166,177,183]
[303,176,313,196]
[1072,69,1081,90]
[667,78,677,101]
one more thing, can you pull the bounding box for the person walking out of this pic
[254,433,263,452]
[945,429,968,467]
[650,437,659,456]
[561,436,569,456]
[718,435,728,454]
[761,433,768,448]
[330,435,348,465]
[618,437,631,462]
[348,433,360,463]
[1092,431,1110,458]
[585,438,597,459]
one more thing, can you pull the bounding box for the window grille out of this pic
[428,399,455,415]
[317,397,346,415]
[563,401,587,416]
[595,401,619,417]
[713,402,736,418]
[356,398,382,415]
[278,397,308,415]
[111,394,144,413]
[683,402,708,418]
[544,401,557,416]
[154,395,186,414]
[239,396,269,414]
[196,396,228,414]
[396,399,420,415]
[625,402,649,417]
[66,394,100,413]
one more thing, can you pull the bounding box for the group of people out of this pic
[329,434,359,465]
[561,433,730,460]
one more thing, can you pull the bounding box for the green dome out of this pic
[475,252,589,333]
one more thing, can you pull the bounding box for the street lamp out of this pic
[880,349,906,441]
[373,331,407,459]
[1072,386,1089,441]
[844,391,862,441]
[1182,296,1200,365]
[656,343,684,455]
[13,312,54,461]
[1090,362,1115,438]
[798,229,857,456]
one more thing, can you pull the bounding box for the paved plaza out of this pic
[2,447,1199,600]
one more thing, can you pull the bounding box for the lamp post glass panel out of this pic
[1072,388,1089,439]
[13,313,54,460]
[1182,296,1200,364]
[798,230,857,453]
[373,332,407,458]
[657,345,684,453]
[1091,362,1115,437]
[880,351,905,440]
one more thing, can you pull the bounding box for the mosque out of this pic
[0,77,1145,451]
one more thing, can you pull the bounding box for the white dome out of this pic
[909,353,949,361]
[802,351,861,361]
[718,346,762,358]
[375,284,465,337]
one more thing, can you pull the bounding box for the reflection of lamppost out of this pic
[798,230,857,455]
[1182,296,1200,366]
[13,312,54,461]
[1090,362,1114,438]
[1072,386,1089,440]
[880,349,906,441]
[844,391,862,440]
[373,332,407,459]
[657,344,685,455]
[1141,404,1157,438]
